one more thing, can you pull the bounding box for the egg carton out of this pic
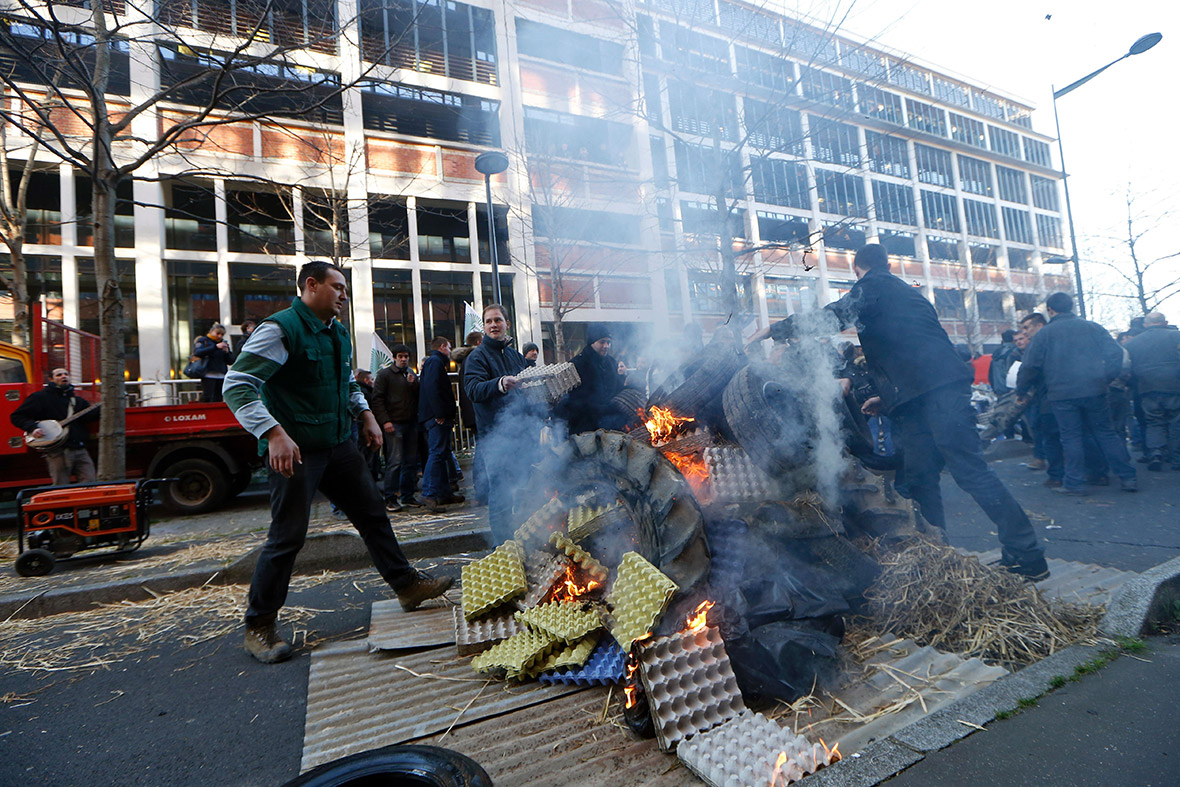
[703,445,777,502]
[454,605,521,656]
[549,532,609,584]
[461,540,527,620]
[636,625,746,752]
[520,553,573,610]
[515,600,603,643]
[470,624,560,679]
[567,502,626,543]
[514,497,569,553]
[605,551,679,650]
[677,709,837,786]
[531,632,600,675]
[539,636,626,686]
[515,362,581,405]
[703,518,748,593]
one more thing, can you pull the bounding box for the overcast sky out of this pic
[815,0,1179,326]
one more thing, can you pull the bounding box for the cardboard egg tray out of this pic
[515,361,581,405]
[515,600,603,643]
[703,518,748,593]
[635,625,746,752]
[453,605,521,656]
[549,532,609,584]
[461,540,527,620]
[514,497,569,553]
[605,551,679,650]
[470,624,559,679]
[567,501,625,543]
[676,709,836,786]
[703,445,776,502]
[538,636,626,685]
[532,632,600,674]
[520,552,573,610]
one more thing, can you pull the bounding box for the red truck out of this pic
[1,308,261,513]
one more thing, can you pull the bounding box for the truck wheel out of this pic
[15,548,56,577]
[160,457,229,514]
[282,744,492,787]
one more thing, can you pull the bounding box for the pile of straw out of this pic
[848,539,1102,669]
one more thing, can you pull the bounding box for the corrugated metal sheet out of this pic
[968,550,1136,607]
[366,596,458,652]
[301,641,582,772]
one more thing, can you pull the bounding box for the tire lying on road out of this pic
[282,744,492,787]
[158,457,229,515]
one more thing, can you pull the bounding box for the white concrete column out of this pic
[467,201,483,324]
[59,165,78,328]
[214,178,231,326]
[406,197,426,362]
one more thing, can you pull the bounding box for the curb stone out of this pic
[805,556,1180,785]
[0,528,493,621]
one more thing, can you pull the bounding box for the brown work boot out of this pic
[244,619,293,664]
[396,570,454,612]
[419,496,446,513]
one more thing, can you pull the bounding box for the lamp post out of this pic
[1051,32,1162,319]
[474,151,510,306]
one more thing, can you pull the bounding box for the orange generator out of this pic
[14,480,159,577]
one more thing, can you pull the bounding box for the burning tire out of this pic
[649,343,746,419]
[282,744,491,787]
[722,364,815,478]
[520,430,710,597]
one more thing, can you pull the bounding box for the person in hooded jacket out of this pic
[566,324,627,434]
[463,304,533,544]
[11,367,100,485]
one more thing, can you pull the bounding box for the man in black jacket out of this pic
[752,244,1047,579]
[417,336,457,513]
[463,304,531,544]
[1125,312,1180,470]
[372,345,420,511]
[567,324,626,434]
[11,367,100,485]
[1016,292,1136,494]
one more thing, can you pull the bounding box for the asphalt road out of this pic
[1,442,1177,786]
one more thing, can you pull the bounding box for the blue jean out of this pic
[891,381,1043,566]
[1050,396,1136,489]
[381,421,418,502]
[421,420,451,500]
[1035,408,1108,482]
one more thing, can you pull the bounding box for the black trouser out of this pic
[201,376,225,402]
[245,439,415,624]
[891,381,1044,566]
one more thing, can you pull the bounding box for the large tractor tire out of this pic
[519,430,710,602]
[282,744,492,787]
[649,342,747,419]
[722,364,815,478]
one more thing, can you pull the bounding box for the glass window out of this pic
[1009,248,1032,271]
[0,255,62,342]
[872,180,916,226]
[865,131,909,178]
[815,170,866,218]
[841,47,887,80]
[78,258,139,380]
[679,201,747,240]
[361,82,500,146]
[957,156,992,196]
[686,270,753,314]
[743,98,803,155]
[934,288,965,319]
[227,187,295,254]
[1002,207,1033,244]
[879,229,915,258]
[230,262,296,324]
[524,106,632,166]
[888,60,930,94]
[514,18,622,75]
[419,270,473,349]
[933,77,969,107]
[674,140,743,197]
[75,176,134,248]
[809,117,860,167]
[734,46,793,91]
[969,242,997,267]
[368,196,409,259]
[963,199,998,238]
[373,267,415,352]
[360,0,496,85]
[915,144,953,187]
[858,85,903,124]
[667,82,738,141]
[303,188,350,260]
[1030,175,1059,211]
[799,66,854,111]
[164,179,217,251]
[718,1,780,45]
[532,205,641,245]
[475,205,509,264]
[416,203,470,263]
[1036,214,1063,249]
[756,210,809,244]
[996,167,1027,203]
[480,272,515,327]
[921,190,959,233]
[949,113,987,149]
[1023,137,1051,167]
[977,290,1005,319]
[658,21,730,74]
[906,98,946,136]
[167,260,219,372]
[12,169,61,245]
[988,126,1021,158]
[751,157,810,210]
[927,235,959,262]
[824,223,865,251]
[972,91,1005,120]
[1014,292,1037,312]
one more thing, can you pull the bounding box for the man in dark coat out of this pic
[1016,292,1136,494]
[463,304,531,544]
[417,336,457,513]
[989,330,1019,395]
[11,367,100,485]
[566,323,626,434]
[751,244,1047,579]
[1125,312,1180,470]
[371,345,420,511]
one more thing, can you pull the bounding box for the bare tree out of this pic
[0,111,49,347]
[0,0,395,477]
[1088,186,1180,317]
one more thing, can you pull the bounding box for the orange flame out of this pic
[644,405,695,443]
[548,564,600,604]
[624,654,640,708]
[821,739,841,763]
[665,450,710,501]
[770,751,788,786]
[684,600,716,634]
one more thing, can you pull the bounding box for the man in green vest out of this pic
[224,260,452,664]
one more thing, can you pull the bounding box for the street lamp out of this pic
[1051,32,1162,319]
[474,150,510,306]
